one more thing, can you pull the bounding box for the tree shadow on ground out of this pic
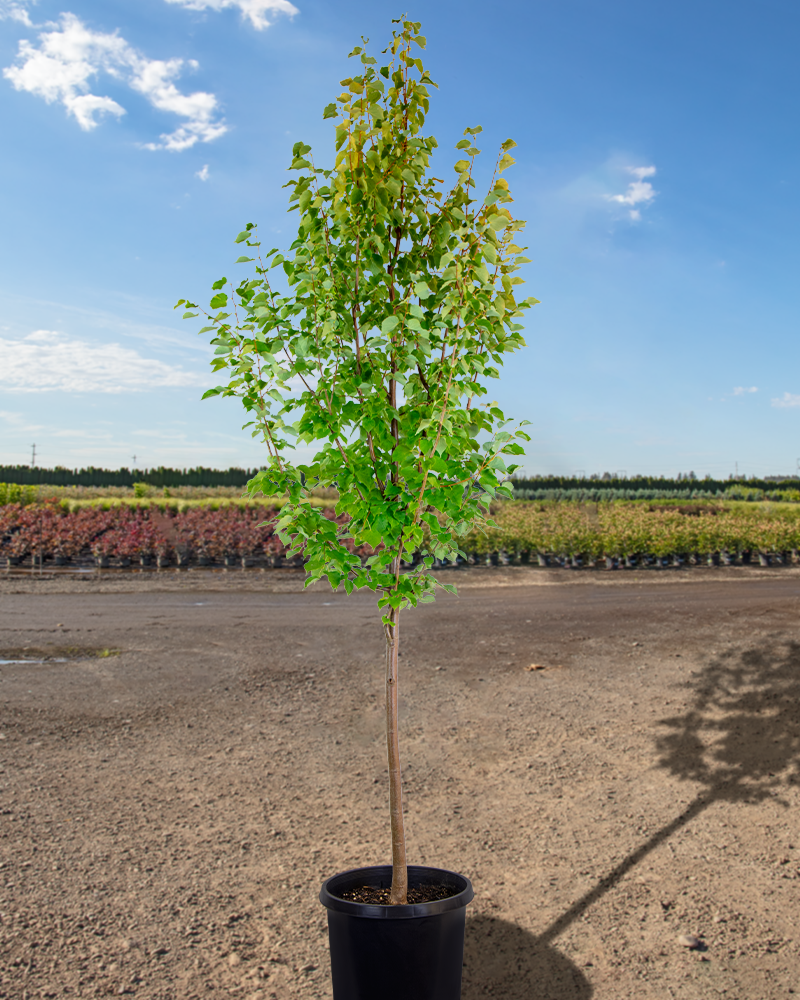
[463,914,592,999]
[461,640,800,998]
[538,638,800,948]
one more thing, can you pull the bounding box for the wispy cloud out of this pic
[0,408,43,432]
[196,163,210,180]
[733,386,758,396]
[0,0,35,25]
[772,392,800,409]
[606,165,657,221]
[164,0,298,31]
[0,290,213,354]
[2,13,227,150]
[0,330,209,392]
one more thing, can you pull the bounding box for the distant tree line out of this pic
[3,467,800,496]
[510,475,800,495]
[0,466,262,487]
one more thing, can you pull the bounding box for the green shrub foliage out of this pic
[178,19,536,614]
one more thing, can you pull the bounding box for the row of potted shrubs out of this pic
[0,503,346,568]
[2,501,800,569]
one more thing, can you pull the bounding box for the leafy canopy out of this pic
[176,18,537,616]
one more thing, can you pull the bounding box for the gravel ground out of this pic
[1,566,799,999]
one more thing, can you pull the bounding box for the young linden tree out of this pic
[176,18,537,904]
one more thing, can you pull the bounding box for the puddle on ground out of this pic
[0,658,69,665]
[0,647,119,664]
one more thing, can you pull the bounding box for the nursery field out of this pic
[1,570,799,999]
[4,498,800,570]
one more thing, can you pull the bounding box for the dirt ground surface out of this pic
[1,565,800,1000]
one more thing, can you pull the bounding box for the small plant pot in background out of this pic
[223,553,237,568]
[96,555,109,568]
[320,865,473,1000]
[140,554,152,567]
[196,554,211,566]
[156,554,170,568]
[708,552,721,567]
[721,550,734,566]
[758,551,771,567]
[605,556,616,570]
[537,552,549,567]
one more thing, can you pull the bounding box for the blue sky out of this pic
[1,0,799,478]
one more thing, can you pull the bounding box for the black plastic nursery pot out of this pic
[320,864,474,1000]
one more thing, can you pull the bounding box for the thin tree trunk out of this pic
[385,601,407,904]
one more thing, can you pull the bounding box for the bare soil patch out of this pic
[1,570,799,999]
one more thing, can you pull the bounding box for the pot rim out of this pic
[320,864,474,920]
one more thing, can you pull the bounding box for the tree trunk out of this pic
[385,603,407,904]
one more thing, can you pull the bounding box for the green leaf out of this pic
[235,256,254,263]
[210,293,228,309]
[414,280,432,299]
[381,316,400,333]
[323,102,337,119]
[498,153,516,172]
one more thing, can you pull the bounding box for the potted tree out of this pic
[177,18,536,999]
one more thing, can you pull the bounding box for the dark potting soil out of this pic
[338,883,456,905]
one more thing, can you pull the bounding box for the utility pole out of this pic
[31,443,36,468]
[132,454,137,467]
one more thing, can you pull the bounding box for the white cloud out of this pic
[0,330,210,392]
[772,392,800,409]
[0,0,36,25]
[2,13,227,149]
[196,163,210,180]
[0,408,42,431]
[606,165,657,221]
[164,0,298,31]
[733,386,758,396]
